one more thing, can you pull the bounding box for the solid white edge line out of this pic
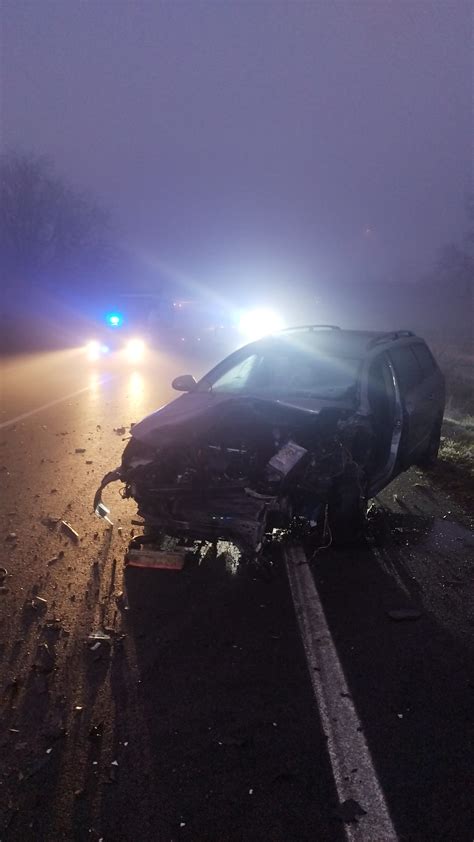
[0,378,112,430]
[285,546,398,842]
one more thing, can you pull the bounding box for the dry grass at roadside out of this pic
[430,419,474,514]
[429,341,473,418]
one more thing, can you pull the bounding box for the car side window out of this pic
[389,346,422,395]
[411,343,436,377]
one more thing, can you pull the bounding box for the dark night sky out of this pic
[2,1,472,301]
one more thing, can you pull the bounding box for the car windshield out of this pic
[200,340,361,400]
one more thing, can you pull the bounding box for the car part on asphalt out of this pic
[60,521,80,542]
[31,595,48,610]
[126,542,188,570]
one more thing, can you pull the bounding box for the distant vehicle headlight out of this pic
[238,308,285,340]
[86,340,109,361]
[124,338,146,362]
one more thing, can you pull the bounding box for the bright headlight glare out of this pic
[85,341,109,361]
[86,340,101,361]
[238,308,285,340]
[124,338,146,362]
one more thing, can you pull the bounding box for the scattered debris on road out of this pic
[95,501,113,525]
[89,722,104,741]
[6,532,17,541]
[31,595,48,610]
[125,543,187,570]
[114,426,127,436]
[44,618,64,631]
[88,631,112,654]
[75,448,86,453]
[393,494,410,511]
[60,520,80,542]
[115,591,130,611]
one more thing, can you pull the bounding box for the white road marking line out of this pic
[285,546,398,842]
[0,379,111,430]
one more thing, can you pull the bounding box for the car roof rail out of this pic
[368,330,415,349]
[279,324,341,333]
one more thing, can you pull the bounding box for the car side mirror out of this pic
[172,374,197,392]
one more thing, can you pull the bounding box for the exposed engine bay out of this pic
[95,396,374,561]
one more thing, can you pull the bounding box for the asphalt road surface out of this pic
[1,347,473,842]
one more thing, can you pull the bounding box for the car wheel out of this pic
[417,416,442,468]
[328,464,367,546]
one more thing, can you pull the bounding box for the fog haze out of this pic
[2,1,472,294]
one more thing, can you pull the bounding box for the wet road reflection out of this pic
[1,345,212,427]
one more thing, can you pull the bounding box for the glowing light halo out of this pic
[86,340,102,361]
[238,308,285,341]
[124,338,146,363]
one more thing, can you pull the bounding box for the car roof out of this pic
[271,326,420,356]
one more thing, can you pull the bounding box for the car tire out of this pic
[417,416,442,468]
[328,464,367,546]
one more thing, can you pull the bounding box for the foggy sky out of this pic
[2,0,472,298]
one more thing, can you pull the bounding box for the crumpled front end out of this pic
[95,396,373,559]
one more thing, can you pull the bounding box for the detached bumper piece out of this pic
[126,538,188,570]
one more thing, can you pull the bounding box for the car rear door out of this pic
[388,344,429,465]
[411,342,445,429]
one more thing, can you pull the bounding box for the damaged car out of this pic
[94,326,445,564]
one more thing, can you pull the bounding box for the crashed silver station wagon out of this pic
[94,326,445,564]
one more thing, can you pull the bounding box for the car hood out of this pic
[131,390,356,448]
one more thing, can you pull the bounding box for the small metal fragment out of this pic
[31,595,48,609]
[88,631,111,642]
[95,502,113,525]
[61,521,80,542]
